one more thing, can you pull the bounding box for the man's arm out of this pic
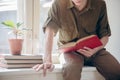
[44,27,54,64]
[95,35,109,51]
[33,27,55,76]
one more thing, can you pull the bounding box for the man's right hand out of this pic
[32,62,55,77]
[33,27,55,76]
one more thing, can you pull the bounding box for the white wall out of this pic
[105,0,120,62]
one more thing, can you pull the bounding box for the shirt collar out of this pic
[67,0,93,10]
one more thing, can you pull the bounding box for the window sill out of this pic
[0,64,104,80]
[0,64,62,76]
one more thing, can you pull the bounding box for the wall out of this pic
[105,0,120,62]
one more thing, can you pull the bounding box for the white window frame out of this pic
[17,0,40,54]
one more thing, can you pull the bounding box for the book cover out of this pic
[59,35,103,53]
[0,59,43,64]
[0,54,43,60]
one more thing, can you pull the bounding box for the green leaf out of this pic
[1,20,15,28]
[16,22,23,28]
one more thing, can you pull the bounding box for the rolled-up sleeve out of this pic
[96,1,111,38]
[43,1,60,36]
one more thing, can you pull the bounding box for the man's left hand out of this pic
[77,47,98,57]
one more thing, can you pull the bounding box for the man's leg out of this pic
[92,49,120,80]
[60,52,84,80]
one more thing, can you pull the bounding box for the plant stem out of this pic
[16,34,17,39]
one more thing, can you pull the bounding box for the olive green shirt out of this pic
[43,0,111,46]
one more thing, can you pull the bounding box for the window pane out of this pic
[39,0,58,53]
[0,0,17,54]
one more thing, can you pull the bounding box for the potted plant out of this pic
[1,20,26,55]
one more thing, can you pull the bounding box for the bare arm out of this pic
[94,35,109,51]
[33,27,55,76]
[44,27,54,63]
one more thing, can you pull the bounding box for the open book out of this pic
[59,35,103,53]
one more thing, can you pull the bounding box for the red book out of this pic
[59,35,103,53]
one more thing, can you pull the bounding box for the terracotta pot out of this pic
[9,39,23,55]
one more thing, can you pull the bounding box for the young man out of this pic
[33,0,120,80]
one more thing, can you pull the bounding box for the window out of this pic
[0,0,17,54]
[0,0,58,55]
[0,0,40,55]
[39,0,58,54]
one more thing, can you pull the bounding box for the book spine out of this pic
[0,56,42,60]
[1,59,43,64]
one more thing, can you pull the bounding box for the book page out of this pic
[60,42,76,48]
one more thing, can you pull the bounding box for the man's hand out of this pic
[77,47,98,57]
[32,62,55,77]
[32,27,55,76]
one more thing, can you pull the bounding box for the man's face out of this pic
[72,0,83,6]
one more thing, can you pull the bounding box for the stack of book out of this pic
[0,54,43,69]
